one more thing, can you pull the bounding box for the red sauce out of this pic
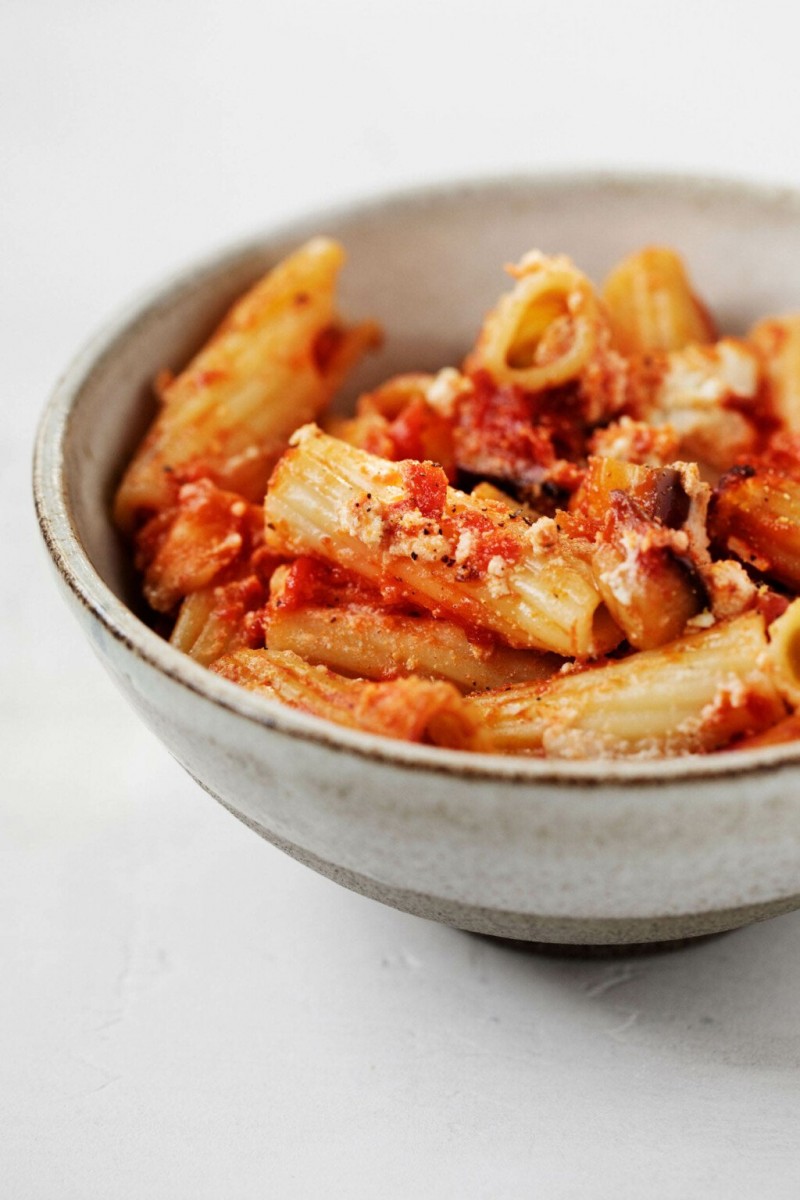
[190,369,229,390]
[312,324,344,373]
[277,556,376,611]
[757,589,791,626]
[215,575,267,626]
[398,460,448,521]
[455,372,555,482]
[446,508,521,576]
[455,370,588,487]
[741,431,800,480]
[388,398,432,461]
[386,397,456,480]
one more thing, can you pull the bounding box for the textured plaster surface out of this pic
[8,2,800,1195]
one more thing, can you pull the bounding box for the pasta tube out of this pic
[766,598,800,708]
[113,233,800,757]
[602,246,716,354]
[114,238,380,530]
[455,611,787,758]
[169,573,268,666]
[266,600,562,691]
[749,315,800,433]
[465,252,625,421]
[211,648,473,744]
[263,425,622,657]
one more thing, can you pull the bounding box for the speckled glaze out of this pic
[34,174,800,944]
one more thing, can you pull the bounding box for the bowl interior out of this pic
[42,172,800,775]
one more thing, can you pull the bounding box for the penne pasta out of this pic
[266,600,562,691]
[116,235,800,758]
[168,574,268,667]
[466,253,599,390]
[170,588,225,661]
[464,252,626,424]
[764,595,800,708]
[114,238,380,531]
[602,246,716,355]
[211,648,473,744]
[454,611,787,758]
[263,424,622,658]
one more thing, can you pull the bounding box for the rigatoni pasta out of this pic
[115,235,800,759]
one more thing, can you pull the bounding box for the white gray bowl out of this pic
[34,173,800,945]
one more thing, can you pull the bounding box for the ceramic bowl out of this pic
[34,173,800,945]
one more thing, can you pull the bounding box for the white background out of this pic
[5,1,800,1195]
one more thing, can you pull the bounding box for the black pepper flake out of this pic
[411,551,418,561]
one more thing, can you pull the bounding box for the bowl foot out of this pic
[471,931,729,958]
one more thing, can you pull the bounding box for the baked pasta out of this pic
[115,238,800,758]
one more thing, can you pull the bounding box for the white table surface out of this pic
[5,2,800,1195]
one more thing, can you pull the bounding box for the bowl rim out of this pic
[33,166,800,788]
